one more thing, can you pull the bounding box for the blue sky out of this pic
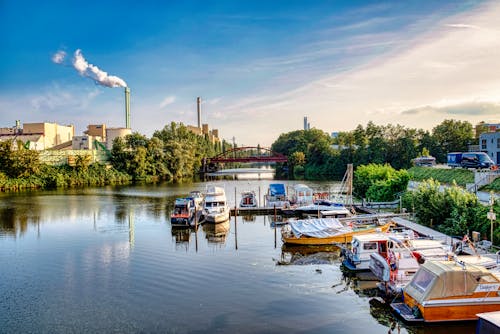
[1,0,499,146]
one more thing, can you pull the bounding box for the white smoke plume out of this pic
[51,50,67,64]
[72,49,127,88]
[53,49,127,88]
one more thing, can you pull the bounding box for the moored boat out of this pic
[264,183,290,208]
[202,185,230,223]
[281,217,393,245]
[189,190,204,210]
[390,260,500,322]
[171,198,196,227]
[240,191,258,208]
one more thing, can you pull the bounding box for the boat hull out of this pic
[394,292,500,322]
[204,211,230,223]
[282,222,392,245]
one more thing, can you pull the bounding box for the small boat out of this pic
[202,185,230,223]
[391,260,500,323]
[281,217,393,245]
[288,184,314,206]
[189,190,204,210]
[264,183,290,208]
[342,230,424,272]
[170,198,196,227]
[240,191,257,208]
[295,199,352,218]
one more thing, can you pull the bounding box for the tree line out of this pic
[0,122,230,190]
[271,119,474,180]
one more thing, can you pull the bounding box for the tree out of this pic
[432,119,474,162]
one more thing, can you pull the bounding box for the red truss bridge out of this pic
[207,147,288,164]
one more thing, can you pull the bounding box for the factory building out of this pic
[185,97,220,143]
[0,121,74,150]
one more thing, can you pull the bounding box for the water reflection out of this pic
[203,221,230,245]
[278,244,341,265]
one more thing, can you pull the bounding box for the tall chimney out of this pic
[125,87,131,129]
[197,97,201,129]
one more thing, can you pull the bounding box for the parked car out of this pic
[460,152,495,169]
[412,156,436,167]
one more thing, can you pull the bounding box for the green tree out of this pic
[432,119,474,162]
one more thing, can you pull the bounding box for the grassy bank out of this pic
[0,163,132,191]
[407,166,474,187]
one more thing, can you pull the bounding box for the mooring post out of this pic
[234,208,238,250]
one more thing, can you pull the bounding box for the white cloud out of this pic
[216,2,500,145]
[159,95,176,108]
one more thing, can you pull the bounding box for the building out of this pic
[186,123,220,143]
[72,135,103,150]
[476,121,500,138]
[479,132,500,165]
[106,127,132,149]
[0,121,74,150]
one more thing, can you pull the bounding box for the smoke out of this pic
[52,49,127,88]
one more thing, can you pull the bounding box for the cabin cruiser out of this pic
[240,191,257,207]
[203,185,230,223]
[171,198,196,227]
[391,260,500,322]
[264,183,290,208]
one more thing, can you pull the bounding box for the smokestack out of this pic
[125,87,131,129]
[197,97,201,129]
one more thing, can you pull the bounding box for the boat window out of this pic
[477,274,498,283]
[363,242,377,251]
[410,268,435,293]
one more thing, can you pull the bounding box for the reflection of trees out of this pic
[0,198,41,237]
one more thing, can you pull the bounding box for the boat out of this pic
[281,216,393,245]
[342,230,424,272]
[202,185,230,223]
[295,199,352,218]
[170,198,196,227]
[288,184,314,206]
[189,190,204,210]
[240,191,257,208]
[370,235,500,296]
[390,260,500,322]
[264,183,290,208]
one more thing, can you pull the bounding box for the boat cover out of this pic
[269,184,286,196]
[289,218,348,238]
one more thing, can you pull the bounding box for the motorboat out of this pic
[202,185,230,223]
[264,183,290,208]
[281,217,393,245]
[295,199,351,218]
[288,184,314,206]
[189,190,204,210]
[391,260,500,322]
[170,198,196,227]
[240,191,257,208]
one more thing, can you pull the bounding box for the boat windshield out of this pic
[410,268,435,293]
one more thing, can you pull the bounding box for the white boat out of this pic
[189,190,204,210]
[240,191,257,208]
[202,185,230,223]
[264,183,290,208]
[296,199,351,217]
[289,184,314,206]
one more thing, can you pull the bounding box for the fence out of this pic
[39,150,109,166]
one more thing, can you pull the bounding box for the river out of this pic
[0,180,476,333]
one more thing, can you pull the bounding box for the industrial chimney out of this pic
[125,87,131,129]
[197,97,201,129]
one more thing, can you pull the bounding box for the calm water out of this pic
[0,180,476,334]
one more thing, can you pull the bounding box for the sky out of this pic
[1,0,500,146]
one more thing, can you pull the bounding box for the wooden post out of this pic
[234,208,238,250]
[274,217,277,248]
[274,204,277,222]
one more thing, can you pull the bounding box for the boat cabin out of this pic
[391,260,500,322]
[343,233,390,271]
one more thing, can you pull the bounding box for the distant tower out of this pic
[303,116,308,130]
[125,87,131,129]
[197,97,202,129]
